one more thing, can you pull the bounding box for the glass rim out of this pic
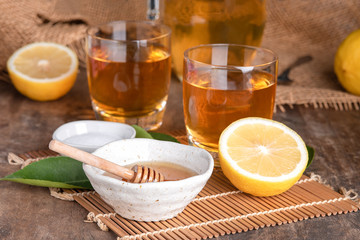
[183,44,278,68]
[86,20,171,43]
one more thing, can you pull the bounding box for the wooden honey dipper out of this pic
[49,140,165,183]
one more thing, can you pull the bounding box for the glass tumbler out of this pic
[86,21,171,130]
[183,44,278,159]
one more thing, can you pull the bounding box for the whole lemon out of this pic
[334,29,360,96]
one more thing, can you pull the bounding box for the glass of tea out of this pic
[86,21,171,130]
[183,44,278,163]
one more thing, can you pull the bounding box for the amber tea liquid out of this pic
[164,0,266,80]
[87,47,171,129]
[183,70,276,151]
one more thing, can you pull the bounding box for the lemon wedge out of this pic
[219,117,308,196]
[7,42,79,101]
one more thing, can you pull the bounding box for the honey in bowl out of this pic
[103,161,198,182]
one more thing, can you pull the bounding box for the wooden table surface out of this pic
[0,69,359,240]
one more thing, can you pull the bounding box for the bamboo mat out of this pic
[7,148,360,240]
[59,172,359,240]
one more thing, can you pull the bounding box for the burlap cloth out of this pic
[1,0,359,111]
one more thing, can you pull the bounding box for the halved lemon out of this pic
[219,117,308,197]
[7,42,79,101]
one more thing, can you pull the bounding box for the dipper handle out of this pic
[49,140,164,183]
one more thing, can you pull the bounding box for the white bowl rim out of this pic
[52,120,136,150]
[84,138,214,188]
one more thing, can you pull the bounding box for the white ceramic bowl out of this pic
[83,138,214,222]
[52,120,136,153]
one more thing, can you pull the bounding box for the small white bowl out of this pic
[83,138,214,222]
[52,120,136,153]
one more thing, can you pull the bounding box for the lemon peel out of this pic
[334,29,360,96]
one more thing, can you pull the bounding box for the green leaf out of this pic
[149,132,180,143]
[132,125,179,143]
[132,125,154,139]
[306,145,315,168]
[0,156,92,189]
